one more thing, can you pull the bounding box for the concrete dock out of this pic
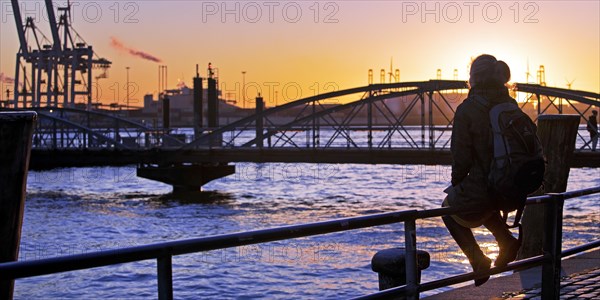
[424,248,600,299]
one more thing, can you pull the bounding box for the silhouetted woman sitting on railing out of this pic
[442,54,521,286]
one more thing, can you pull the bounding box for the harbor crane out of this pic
[10,0,111,109]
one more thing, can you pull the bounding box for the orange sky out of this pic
[1,1,598,107]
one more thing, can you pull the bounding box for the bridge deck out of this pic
[30,148,600,170]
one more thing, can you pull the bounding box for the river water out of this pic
[13,162,599,299]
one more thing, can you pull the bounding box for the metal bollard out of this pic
[371,248,430,295]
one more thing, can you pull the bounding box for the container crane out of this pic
[10,0,111,109]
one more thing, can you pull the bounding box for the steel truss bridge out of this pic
[3,80,599,171]
[183,80,600,151]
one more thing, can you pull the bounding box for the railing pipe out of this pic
[3,187,598,281]
[562,239,600,257]
[358,235,600,300]
[355,254,548,300]
[0,188,598,299]
[0,209,419,280]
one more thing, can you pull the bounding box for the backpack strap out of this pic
[504,207,524,244]
[515,222,523,244]
[500,209,522,228]
[510,207,524,229]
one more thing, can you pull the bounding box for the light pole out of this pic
[126,67,130,109]
[241,71,246,109]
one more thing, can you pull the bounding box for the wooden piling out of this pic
[518,114,580,259]
[0,112,36,299]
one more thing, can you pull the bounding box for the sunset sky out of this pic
[1,1,598,107]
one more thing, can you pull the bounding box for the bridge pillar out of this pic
[193,72,203,139]
[256,95,264,148]
[162,96,170,130]
[137,163,235,194]
[207,78,218,128]
[207,78,221,147]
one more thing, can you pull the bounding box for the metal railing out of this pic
[1,187,599,299]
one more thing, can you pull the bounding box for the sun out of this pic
[465,47,530,85]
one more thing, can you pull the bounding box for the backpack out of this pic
[474,95,545,230]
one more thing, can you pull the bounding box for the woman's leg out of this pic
[483,212,520,266]
[442,215,487,262]
[442,214,491,286]
[482,213,514,245]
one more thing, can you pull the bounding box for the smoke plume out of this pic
[0,72,15,84]
[110,37,163,63]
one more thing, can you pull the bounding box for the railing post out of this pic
[404,219,418,300]
[157,255,173,300]
[541,193,564,299]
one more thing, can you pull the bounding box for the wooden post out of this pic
[0,112,36,299]
[517,115,580,259]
